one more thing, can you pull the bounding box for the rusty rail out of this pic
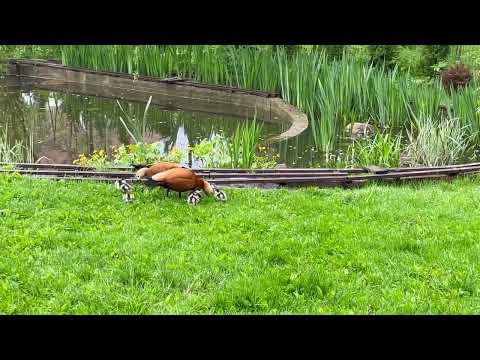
[2,162,480,189]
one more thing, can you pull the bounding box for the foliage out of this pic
[0,126,32,163]
[116,96,152,144]
[0,45,61,61]
[73,143,183,168]
[404,116,474,166]
[189,133,231,168]
[250,146,279,169]
[441,63,472,90]
[113,143,183,166]
[347,132,403,168]
[394,46,425,77]
[421,46,451,75]
[368,45,398,68]
[319,45,345,60]
[73,149,110,169]
[60,45,480,159]
[229,117,263,168]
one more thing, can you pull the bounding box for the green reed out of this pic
[348,131,403,168]
[61,45,480,161]
[229,116,263,168]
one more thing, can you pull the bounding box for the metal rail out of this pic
[2,162,480,189]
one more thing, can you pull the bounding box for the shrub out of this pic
[440,63,472,90]
[320,45,345,60]
[394,46,425,76]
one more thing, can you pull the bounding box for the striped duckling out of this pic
[187,189,202,206]
[115,179,135,203]
[212,184,227,202]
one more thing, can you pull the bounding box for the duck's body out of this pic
[135,161,183,179]
[143,167,226,203]
[146,168,213,194]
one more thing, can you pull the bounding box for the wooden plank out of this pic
[195,168,365,174]
[204,176,348,184]
[387,162,480,172]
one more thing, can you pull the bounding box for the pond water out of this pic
[0,75,345,168]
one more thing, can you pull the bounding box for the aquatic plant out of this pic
[347,132,403,168]
[73,143,183,168]
[404,116,474,166]
[60,45,480,161]
[229,117,263,168]
[189,133,231,168]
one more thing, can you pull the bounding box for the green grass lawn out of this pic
[1,174,480,314]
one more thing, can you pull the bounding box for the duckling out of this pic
[187,190,202,205]
[115,179,131,194]
[115,179,135,202]
[211,184,227,202]
[122,192,135,203]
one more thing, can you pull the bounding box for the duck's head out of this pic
[135,167,148,179]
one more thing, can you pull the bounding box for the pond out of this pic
[0,75,348,168]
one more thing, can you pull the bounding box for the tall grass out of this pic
[61,45,480,159]
[229,116,263,168]
[405,116,474,166]
[348,132,403,168]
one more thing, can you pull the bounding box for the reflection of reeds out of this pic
[0,125,31,163]
[116,96,152,144]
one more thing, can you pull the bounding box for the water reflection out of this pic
[0,79,284,165]
[1,74,352,167]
